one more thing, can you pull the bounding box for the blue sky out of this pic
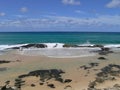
[0,0,120,32]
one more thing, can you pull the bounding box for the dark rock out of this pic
[63,44,79,48]
[39,83,44,85]
[64,79,72,83]
[98,57,106,60]
[88,81,96,88]
[1,85,7,90]
[95,77,105,83]
[21,44,47,48]
[18,74,29,78]
[0,60,11,64]
[95,64,120,84]
[101,48,110,51]
[14,78,25,89]
[47,84,55,88]
[98,47,113,55]
[89,63,99,67]
[11,47,20,49]
[55,78,64,83]
[1,85,14,90]
[31,84,35,87]
[93,45,103,48]
[21,44,36,48]
[5,81,10,85]
[80,63,99,71]
[80,65,91,70]
[34,44,47,48]
[18,69,65,83]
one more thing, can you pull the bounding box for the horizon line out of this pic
[0,31,120,33]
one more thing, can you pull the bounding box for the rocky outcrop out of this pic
[88,64,120,90]
[80,63,99,70]
[63,44,79,48]
[14,78,25,89]
[21,44,47,48]
[18,69,65,82]
[99,47,113,55]
[47,84,55,88]
[98,57,106,60]
[0,60,11,64]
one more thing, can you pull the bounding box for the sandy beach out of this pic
[0,49,120,90]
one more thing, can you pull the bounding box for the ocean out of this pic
[0,32,120,45]
[0,32,120,57]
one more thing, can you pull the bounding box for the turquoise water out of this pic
[0,32,120,45]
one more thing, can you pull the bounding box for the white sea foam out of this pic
[44,43,64,48]
[0,44,27,50]
[78,41,94,47]
[104,44,120,48]
[0,43,120,57]
[19,47,100,58]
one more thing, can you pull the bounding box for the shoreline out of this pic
[0,49,120,90]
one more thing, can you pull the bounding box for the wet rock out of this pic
[101,48,110,51]
[99,47,113,55]
[11,47,20,49]
[21,44,47,48]
[63,44,79,48]
[93,45,103,48]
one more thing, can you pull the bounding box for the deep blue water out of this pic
[0,32,120,45]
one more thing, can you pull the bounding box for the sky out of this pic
[0,0,120,32]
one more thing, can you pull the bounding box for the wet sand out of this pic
[0,50,120,90]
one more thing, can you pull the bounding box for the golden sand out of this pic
[0,51,120,90]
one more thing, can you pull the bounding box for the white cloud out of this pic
[0,15,120,28]
[75,10,85,14]
[20,7,28,13]
[106,0,120,8]
[62,0,80,5]
[0,12,6,16]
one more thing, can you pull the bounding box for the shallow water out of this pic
[19,48,100,58]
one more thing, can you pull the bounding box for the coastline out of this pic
[0,48,120,90]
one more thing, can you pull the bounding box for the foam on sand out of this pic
[19,47,100,58]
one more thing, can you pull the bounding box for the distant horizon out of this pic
[0,31,120,33]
